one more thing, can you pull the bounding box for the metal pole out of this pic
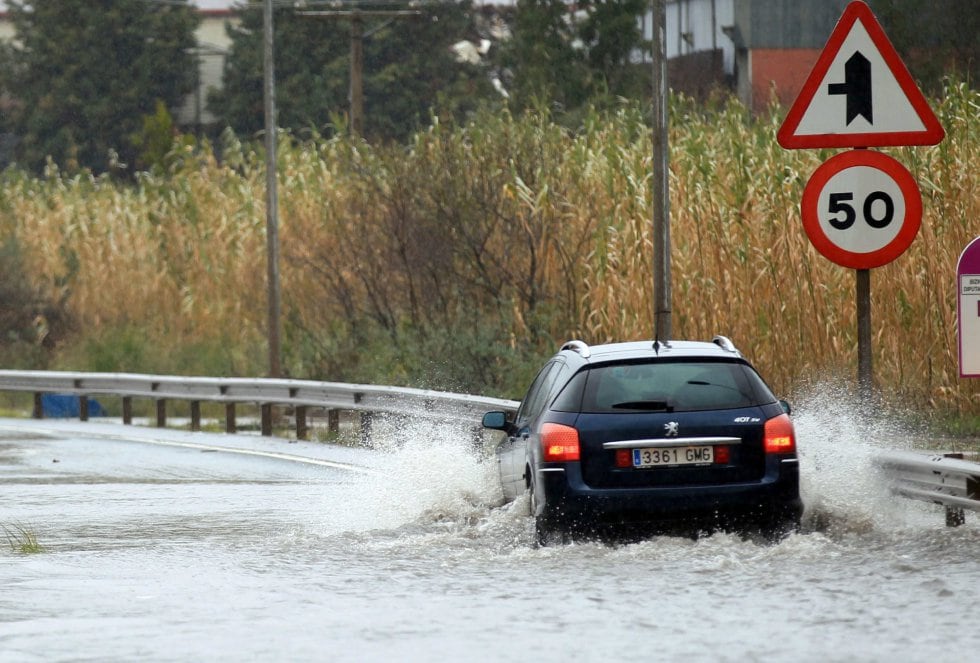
[350,10,364,136]
[652,0,671,340]
[857,268,872,401]
[263,0,283,378]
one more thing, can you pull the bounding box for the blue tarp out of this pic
[41,394,106,418]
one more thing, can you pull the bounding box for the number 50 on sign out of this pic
[801,150,922,269]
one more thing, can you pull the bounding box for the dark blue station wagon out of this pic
[483,337,803,544]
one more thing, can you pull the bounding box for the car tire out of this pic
[535,516,568,547]
[529,476,568,546]
[526,468,535,517]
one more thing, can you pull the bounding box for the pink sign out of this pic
[958,237,980,377]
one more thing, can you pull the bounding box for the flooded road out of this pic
[1,406,979,662]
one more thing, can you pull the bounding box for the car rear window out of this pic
[554,360,776,413]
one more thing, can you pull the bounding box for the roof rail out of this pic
[711,335,740,354]
[560,340,591,358]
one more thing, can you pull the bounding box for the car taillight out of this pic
[764,413,796,453]
[713,445,731,464]
[541,423,580,462]
[615,449,632,468]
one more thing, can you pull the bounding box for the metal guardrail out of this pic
[0,370,520,441]
[877,450,980,526]
[5,368,977,525]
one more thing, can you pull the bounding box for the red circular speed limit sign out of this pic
[801,150,922,269]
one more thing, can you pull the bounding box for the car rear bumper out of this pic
[535,456,803,531]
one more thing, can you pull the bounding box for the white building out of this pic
[176,4,239,126]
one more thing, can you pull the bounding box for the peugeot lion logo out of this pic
[664,421,679,437]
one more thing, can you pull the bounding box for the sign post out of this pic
[777,0,944,400]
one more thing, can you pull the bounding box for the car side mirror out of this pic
[779,399,792,415]
[482,411,508,430]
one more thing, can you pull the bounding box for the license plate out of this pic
[633,446,713,468]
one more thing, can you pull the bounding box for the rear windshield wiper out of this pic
[685,380,752,400]
[611,400,674,411]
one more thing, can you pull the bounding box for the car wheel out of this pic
[535,516,568,547]
[526,468,535,517]
[529,475,567,546]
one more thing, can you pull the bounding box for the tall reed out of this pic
[0,82,975,415]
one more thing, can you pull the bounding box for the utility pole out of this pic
[651,0,671,341]
[349,10,364,135]
[263,0,282,377]
[299,6,421,136]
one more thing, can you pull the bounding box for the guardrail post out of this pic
[156,399,167,428]
[944,453,966,527]
[225,403,237,433]
[946,506,966,527]
[295,406,308,440]
[261,403,273,436]
[79,395,89,421]
[190,401,201,432]
[327,409,339,435]
[32,392,43,419]
[122,397,133,424]
[360,412,373,445]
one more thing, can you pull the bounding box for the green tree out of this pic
[501,0,587,112]
[577,0,649,101]
[209,4,349,137]
[210,1,496,143]
[870,0,978,91]
[131,99,180,173]
[501,0,649,116]
[0,0,199,174]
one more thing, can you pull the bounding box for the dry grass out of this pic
[0,83,976,415]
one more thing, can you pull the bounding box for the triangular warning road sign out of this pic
[778,0,944,149]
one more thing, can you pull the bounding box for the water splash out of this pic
[320,414,505,535]
[790,379,919,534]
[315,382,952,544]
